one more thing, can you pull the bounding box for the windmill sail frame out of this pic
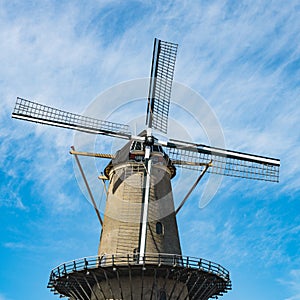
[164,139,280,182]
[146,38,178,133]
[12,97,131,140]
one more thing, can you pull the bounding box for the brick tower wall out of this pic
[98,161,182,257]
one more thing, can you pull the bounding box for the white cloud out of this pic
[0,293,9,300]
[3,242,25,249]
[280,269,300,300]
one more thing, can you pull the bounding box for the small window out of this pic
[159,290,167,300]
[130,142,135,151]
[156,222,163,235]
[136,142,142,150]
[152,145,163,153]
[131,141,142,151]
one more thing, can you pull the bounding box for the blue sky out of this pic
[0,0,300,299]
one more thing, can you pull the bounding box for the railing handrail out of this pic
[49,253,230,282]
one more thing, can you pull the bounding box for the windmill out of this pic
[12,38,280,300]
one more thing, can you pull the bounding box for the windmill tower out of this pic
[12,38,280,300]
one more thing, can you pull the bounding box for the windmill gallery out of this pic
[12,38,280,300]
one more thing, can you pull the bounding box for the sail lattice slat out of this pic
[12,97,131,137]
[165,145,280,182]
[146,39,178,133]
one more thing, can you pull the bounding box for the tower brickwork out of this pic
[98,159,182,258]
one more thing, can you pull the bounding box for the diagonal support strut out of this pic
[175,161,212,215]
[71,146,103,226]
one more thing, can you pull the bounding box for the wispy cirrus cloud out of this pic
[0,293,9,300]
[279,269,300,300]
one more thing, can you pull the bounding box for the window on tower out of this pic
[156,222,163,235]
[159,289,167,300]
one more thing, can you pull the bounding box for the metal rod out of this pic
[99,173,108,196]
[83,273,100,300]
[162,268,170,292]
[202,281,217,300]
[149,268,157,300]
[169,271,180,299]
[115,268,124,300]
[103,269,115,299]
[71,146,103,226]
[91,271,106,299]
[185,274,203,300]
[168,138,280,166]
[171,159,212,167]
[12,113,131,140]
[195,278,212,300]
[175,162,211,215]
[141,262,145,299]
[128,265,133,300]
[69,290,81,300]
[139,149,152,264]
[70,149,115,159]
[176,270,192,300]
[73,275,90,300]
[146,38,159,128]
[190,277,208,300]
